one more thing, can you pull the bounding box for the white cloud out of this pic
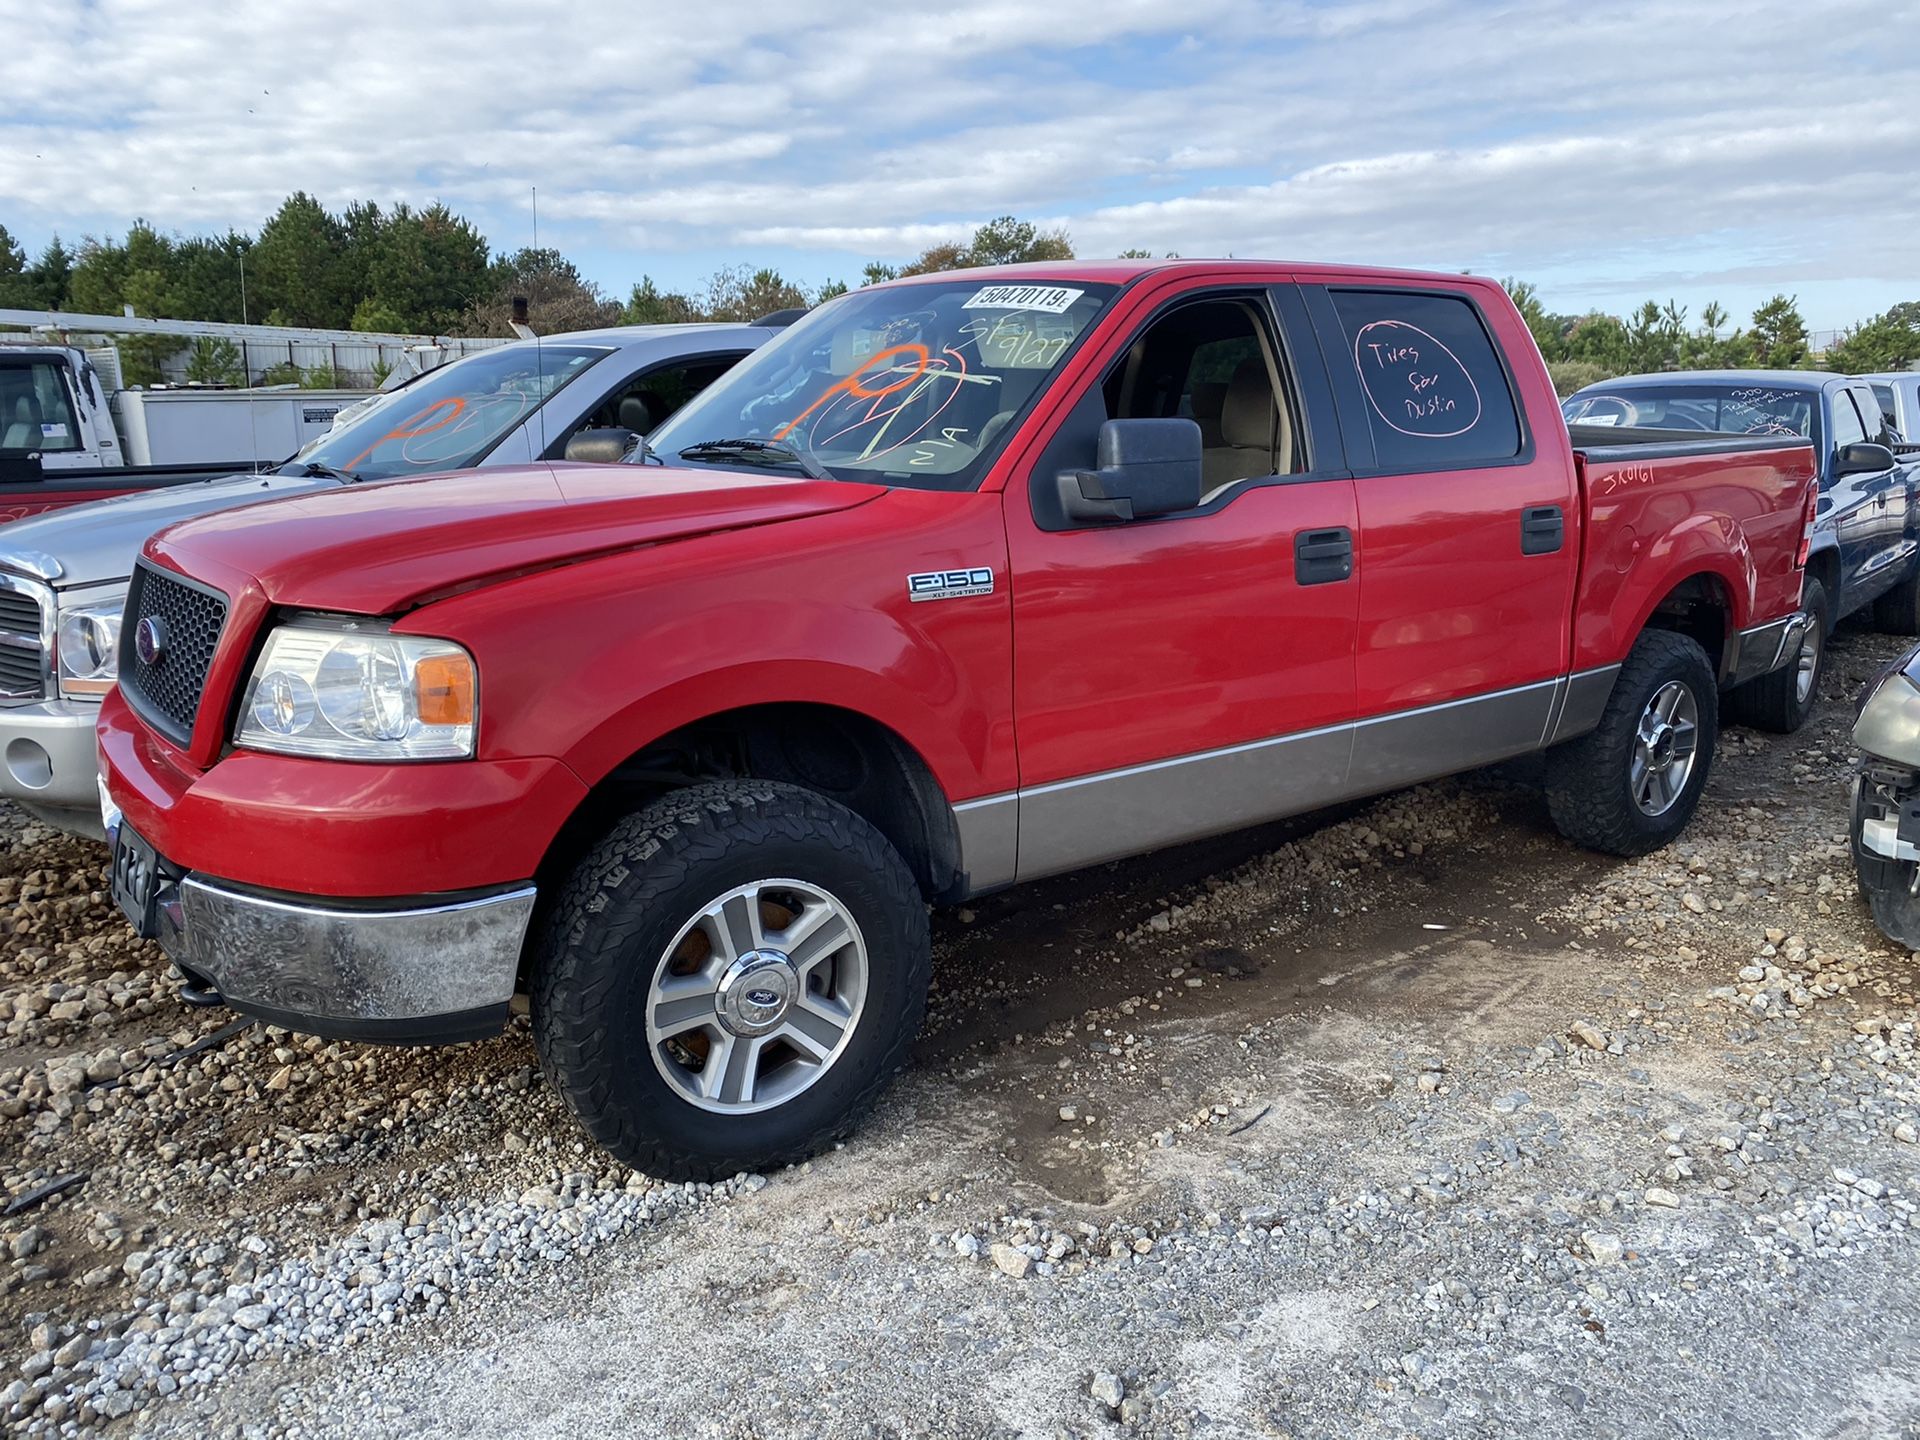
[0,0,1915,324]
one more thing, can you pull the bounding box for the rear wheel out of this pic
[1726,577,1830,733]
[1545,629,1718,856]
[533,780,930,1180]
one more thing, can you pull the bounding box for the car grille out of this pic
[0,581,49,701]
[120,562,228,745]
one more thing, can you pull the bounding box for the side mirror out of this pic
[1056,418,1204,524]
[1836,441,1896,479]
[563,427,640,464]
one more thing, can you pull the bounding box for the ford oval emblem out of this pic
[134,615,168,667]
[745,987,781,1008]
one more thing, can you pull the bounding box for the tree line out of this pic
[1506,282,1917,393]
[0,196,1071,340]
[1,193,1914,389]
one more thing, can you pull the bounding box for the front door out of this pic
[1825,384,1908,607]
[1004,282,1359,881]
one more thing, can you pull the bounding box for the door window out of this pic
[1327,289,1522,468]
[575,354,748,440]
[1871,383,1899,432]
[1830,389,1869,452]
[0,361,82,453]
[1849,384,1892,443]
[1100,297,1303,499]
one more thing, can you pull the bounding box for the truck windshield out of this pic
[284,343,611,479]
[1563,384,1814,438]
[648,279,1116,490]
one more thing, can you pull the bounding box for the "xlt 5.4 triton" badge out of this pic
[907,567,994,602]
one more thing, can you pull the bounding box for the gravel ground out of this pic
[5,627,1920,1439]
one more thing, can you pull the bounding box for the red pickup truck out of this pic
[99,261,1817,1178]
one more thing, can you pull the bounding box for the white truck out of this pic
[2,340,364,471]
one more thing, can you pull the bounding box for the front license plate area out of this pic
[110,821,162,939]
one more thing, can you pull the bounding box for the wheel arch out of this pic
[1637,568,1738,681]
[1803,538,1842,630]
[538,698,970,913]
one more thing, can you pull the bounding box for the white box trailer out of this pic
[110,387,367,467]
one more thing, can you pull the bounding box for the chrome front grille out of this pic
[0,575,51,702]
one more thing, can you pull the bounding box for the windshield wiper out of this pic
[290,461,364,483]
[676,438,828,480]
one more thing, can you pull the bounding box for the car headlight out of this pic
[56,598,123,698]
[235,620,476,761]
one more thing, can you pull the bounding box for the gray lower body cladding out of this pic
[954,664,1624,890]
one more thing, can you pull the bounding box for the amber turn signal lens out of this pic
[414,653,475,727]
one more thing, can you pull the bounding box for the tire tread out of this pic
[1546,629,1717,857]
[532,780,929,1181]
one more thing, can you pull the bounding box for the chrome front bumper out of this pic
[153,874,536,1043]
[1724,610,1812,689]
[0,698,107,838]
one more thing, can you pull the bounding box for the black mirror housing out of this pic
[1835,441,1896,479]
[563,427,640,465]
[1057,418,1204,524]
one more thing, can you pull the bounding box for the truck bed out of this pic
[1567,426,1817,676]
[1567,422,1813,462]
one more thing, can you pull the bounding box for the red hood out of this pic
[149,461,887,614]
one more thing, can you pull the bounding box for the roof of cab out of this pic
[533,321,781,350]
[874,258,1513,290]
[1584,368,1846,392]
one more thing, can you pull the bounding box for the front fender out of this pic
[406,489,1017,807]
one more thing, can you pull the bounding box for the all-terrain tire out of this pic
[1545,629,1718,857]
[1726,577,1831,734]
[532,779,930,1181]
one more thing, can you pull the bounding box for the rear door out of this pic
[1004,278,1360,879]
[1302,282,1580,792]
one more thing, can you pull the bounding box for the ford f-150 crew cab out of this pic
[0,321,778,837]
[98,260,1818,1179]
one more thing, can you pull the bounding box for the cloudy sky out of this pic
[3,0,1916,330]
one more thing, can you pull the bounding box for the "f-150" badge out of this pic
[907,567,994,602]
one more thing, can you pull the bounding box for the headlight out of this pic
[56,599,123,698]
[235,621,476,761]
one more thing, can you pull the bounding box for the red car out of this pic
[99,260,1818,1177]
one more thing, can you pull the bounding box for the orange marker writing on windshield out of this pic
[347,397,466,471]
[775,343,930,443]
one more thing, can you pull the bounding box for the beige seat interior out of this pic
[1201,355,1295,500]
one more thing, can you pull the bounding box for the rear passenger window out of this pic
[1328,289,1522,468]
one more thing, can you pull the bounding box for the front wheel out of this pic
[1545,630,1718,856]
[1867,880,1920,949]
[1726,577,1831,734]
[533,780,930,1180]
